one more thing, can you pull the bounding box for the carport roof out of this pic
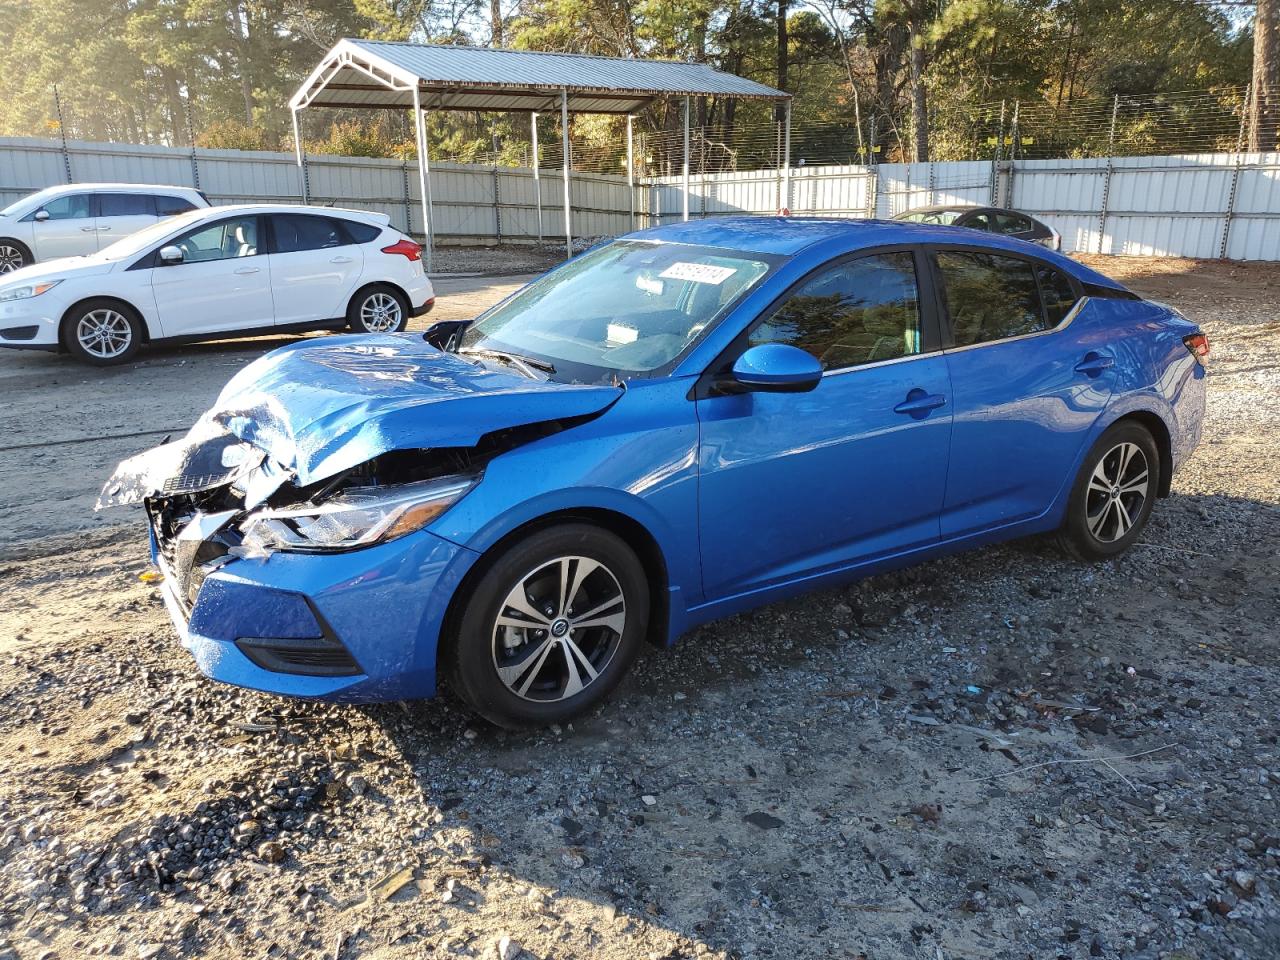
[290,38,790,115]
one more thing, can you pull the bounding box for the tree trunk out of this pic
[908,23,929,162]
[490,0,503,46]
[775,0,789,123]
[1252,0,1279,151]
[235,2,254,125]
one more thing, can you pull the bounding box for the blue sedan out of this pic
[100,217,1208,727]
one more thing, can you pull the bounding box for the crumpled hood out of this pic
[99,334,621,507]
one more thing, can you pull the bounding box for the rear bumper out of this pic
[157,527,479,702]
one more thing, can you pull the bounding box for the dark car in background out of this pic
[894,204,1061,250]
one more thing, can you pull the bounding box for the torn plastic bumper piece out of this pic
[159,526,478,702]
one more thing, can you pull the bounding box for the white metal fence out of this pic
[3,135,1279,260]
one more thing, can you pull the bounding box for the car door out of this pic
[266,213,363,325]
[695,249,953,601]
[149,214,274,336]
[95,193,159,249]
[932,247,1115,538]
[28,192,96,260]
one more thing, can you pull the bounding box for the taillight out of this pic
[381,238,422,262]
[1183,333,1210,366]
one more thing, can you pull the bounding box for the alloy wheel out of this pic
[1085,441,1149,543]
[360,292,403,332]
[76,308,133,360]
[491,556,626,702]
[0,244,25,273]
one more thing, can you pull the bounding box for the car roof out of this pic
[625,215,1126,292]
[191,203,389,221]
[31,182,201,196]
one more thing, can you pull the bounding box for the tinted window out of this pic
[36,194,91,220]
[963,211,993,231]
[171,216,259,262]
[99,193,155,217]
[1037,264,1078,327]
[272,214,345,253]
[343,220,381,244]
[993,212,1033,235]
[750,252,922,370]
[156,195,198,217]
[936,251,1044,346]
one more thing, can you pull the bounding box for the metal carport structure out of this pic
[289,40,790,265]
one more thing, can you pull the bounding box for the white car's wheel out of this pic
[62,300,143,366]
[348,285,409,334]
[0,240,31,274]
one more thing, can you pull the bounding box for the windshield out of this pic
[459,240,772,383]
[95,209,210,261]
[0,187,60,218]
[897,209,966,225]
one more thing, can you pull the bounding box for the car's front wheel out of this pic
[444,524,650,729]
[62,300,143,366]
[1058,421,1161,560]
[347,284,409,334]
[0,239,31,274]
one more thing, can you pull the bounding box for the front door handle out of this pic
[81,226,97,232]
[330,256,354,264]
[234,266,261,275]
[894,388,947,418]
[1074,352,1115,377]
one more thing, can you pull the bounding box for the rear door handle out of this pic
[1075,352,1115,376]
[97,226,111,232]
[330,256,354,264]
[234,266,261,275]
[894,388,947,417]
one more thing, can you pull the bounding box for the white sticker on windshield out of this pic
[659,262,737,285]
[607,323,639,345]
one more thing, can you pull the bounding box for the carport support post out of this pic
[411,87,434,272]
[560,90,572,260]
[291,107,308,202]
[782,98,792,212]
[531,112,543,242]
[682,97,691,222]
[626,114,636,231]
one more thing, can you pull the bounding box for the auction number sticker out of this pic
[660,262,737,285]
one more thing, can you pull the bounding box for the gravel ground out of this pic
[0,255,1278,960]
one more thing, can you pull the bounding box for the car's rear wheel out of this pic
[348,284,409,334]
[0,239,31,274]
[444,524,649,729]
[62,300,143,366]
[1057,421,1161,561]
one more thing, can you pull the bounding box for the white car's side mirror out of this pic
[158,245,184,265]
[33,209,50,222]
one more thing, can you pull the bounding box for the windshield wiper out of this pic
[459,347,556,378]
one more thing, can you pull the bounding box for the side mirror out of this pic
[33,209,50,222]
[158,245,184,265]
[725,343,823,394]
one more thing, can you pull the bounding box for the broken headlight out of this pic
[237,475,476,554]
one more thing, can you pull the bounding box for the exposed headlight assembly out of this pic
[238,475,476,554]
[0,280,62,302]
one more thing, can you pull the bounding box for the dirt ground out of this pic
[0,253,1277,960]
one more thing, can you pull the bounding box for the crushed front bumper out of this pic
[152,525,477,702]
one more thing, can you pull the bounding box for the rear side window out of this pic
[1037,264,1079,327]
[750,252,922,370]
[99,193,155,217]
[156,195,198,217]
[272,214,346,253]
[342,220,381,244]
[936,250,1045,346]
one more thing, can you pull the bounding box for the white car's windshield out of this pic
[0,188,60,218]
[95,209,210,261]
[459,240,772,383]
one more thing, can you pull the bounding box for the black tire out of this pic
[1057,420,1161,561]
[443,524,650,729]
[0,238,32,274]
[61,299,144,366]
[347,284,409,334]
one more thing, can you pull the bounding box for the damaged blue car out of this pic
[100,217,1207,728]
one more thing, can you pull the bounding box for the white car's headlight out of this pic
[0,280,62,302]
[237,475,476,554]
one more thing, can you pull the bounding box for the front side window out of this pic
[962,211,994,231]
[936,250,1045,346]
[749,252,922,370]
[993,212,1032,235]
[99,193,155,217]
[172,216,259,262]
[272,214,345,253]
[460,240,772,381]
[35,194,91,221]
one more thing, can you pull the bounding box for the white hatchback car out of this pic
[0,204,435,365]
[0,183,209,272]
